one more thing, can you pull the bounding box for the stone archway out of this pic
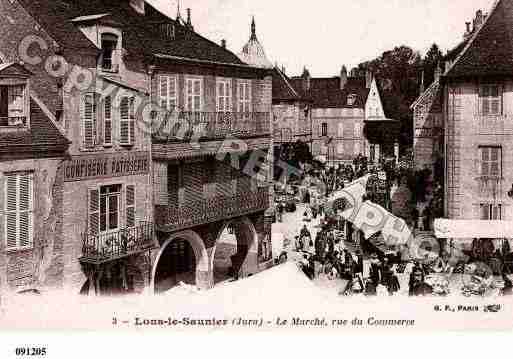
[211,217,258,284]
[151,230,210,293]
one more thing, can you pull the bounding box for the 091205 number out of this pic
[15,347,46,356]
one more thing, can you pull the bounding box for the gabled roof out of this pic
[0,99,69,156]
[17,0,244,66]
[446,0,513,78]
[0,62,34,77]
[272,67,300,102]
[289,76,370,109]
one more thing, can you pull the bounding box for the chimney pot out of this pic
[221,39,226,48]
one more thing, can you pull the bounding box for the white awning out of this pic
[434,219,513,239]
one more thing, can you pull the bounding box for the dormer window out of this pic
[0,63,32,129]
[100,33,119,72]
[347,94,356,106]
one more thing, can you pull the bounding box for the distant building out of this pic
[271,67,312,147]
[411,9,487,172]
[289,67,399,166]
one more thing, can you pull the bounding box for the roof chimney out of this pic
[281,65,286,75]
[186,8,193,30]
[340,66,347,90]
[221,39,226,48]
[302,67,311,91]
[365,69,373,89]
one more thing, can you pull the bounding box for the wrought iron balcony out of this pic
[0,116,27,128]
[80,222,155,264]
[476,176,503,200]
[153,111,271,142]
[155,187,269,232]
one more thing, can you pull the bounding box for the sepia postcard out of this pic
[1,0,513,346]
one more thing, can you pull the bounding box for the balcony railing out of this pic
[474,115,513,135]
[154,111,271,142]
[80,222,155,264]
[476,176,503,200]
[0,116,27,128]
[155,187,269,231]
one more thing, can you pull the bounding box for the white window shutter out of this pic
[88,189,100,236]
[126,185,136,228]
[18,173,32,248]
[129,97,135,145]
[5,174,18,249]
[104,96,112,145]
[82,94,96,148]
[159,76,168,109]
[120,97,130,144]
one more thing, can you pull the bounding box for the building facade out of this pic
[0,0,274,297]
[0,62,70,295]
[289,67,397,166]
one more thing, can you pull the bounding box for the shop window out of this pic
[4,172,33,250]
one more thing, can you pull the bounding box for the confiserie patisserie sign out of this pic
[63,151,150,182]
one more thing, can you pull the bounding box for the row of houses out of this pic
[412,0,513,250]
[0,0,274,297]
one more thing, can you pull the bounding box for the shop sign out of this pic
[63,151,150,182]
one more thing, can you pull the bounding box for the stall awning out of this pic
[434,219,513,239]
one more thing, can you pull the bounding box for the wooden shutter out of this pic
[82,93,96,148]
[159,75,168,109]
[490,85,500,115]
[120,96,130,144]
[18,173,32,248]
[88,189,100,236]
[129,97,135,145]
[104,95,112,146]
[126,185,136,228]
[490,147,500,176]
[5,174,18,249]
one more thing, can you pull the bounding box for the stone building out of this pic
[271,67,312,149]
[149,11,274,291]
[0,0,274,296]
[288,67,399,166]
[411,9,487,172]
[0,62,70,295]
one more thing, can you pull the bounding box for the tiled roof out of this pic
[17,0,244,65]
[289,76,370,109]
[446,0,513,77]
[0,99,69,154]
[272,68,300,102]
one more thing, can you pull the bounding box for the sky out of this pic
[147,0,495,77]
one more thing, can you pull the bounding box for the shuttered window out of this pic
[480,146,501,177]
[120,96,135,145]
[126,185,136,228]
[103,95,112,146]
[82,93,97,148]
[88,188,100,236]
[237,81,251,113]
[480,84,501,116]
[216,79,232,112]
[185,78,202,112]
[4,172,33,250]
[480,204,502,220]
[159,75,177,111]
[321,123,328,137]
